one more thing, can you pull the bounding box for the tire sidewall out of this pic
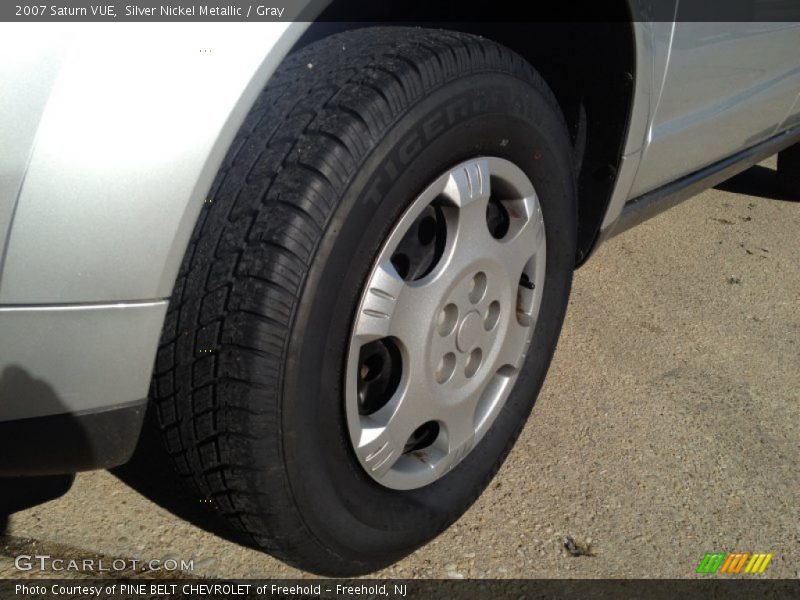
[282,72,576,568]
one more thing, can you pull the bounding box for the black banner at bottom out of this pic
[1,579,799,600]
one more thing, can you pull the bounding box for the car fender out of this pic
[0,22,310,304]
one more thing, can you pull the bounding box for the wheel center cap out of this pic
[456,311,482,353]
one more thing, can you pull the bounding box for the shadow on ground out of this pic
[0,366,80,531]
[715,164,797,202]
[110,408,258,552]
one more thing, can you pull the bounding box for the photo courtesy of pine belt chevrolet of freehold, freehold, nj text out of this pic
[0,0,799,589]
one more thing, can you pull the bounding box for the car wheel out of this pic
[777,143,800,197]
[151,27,576,575]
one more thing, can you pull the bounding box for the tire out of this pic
[150,27,576,575]
[777,143,800,197]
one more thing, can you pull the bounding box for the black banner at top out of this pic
[3,0,800,22]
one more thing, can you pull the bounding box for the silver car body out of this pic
[0,18,798,444]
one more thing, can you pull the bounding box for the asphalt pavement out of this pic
[2,158,798,579]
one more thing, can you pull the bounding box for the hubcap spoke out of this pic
[352,260,432,346]
[355,364,436,478]
[352,260,404,342]
[444,160,493,256]
[498,196,546,278]
[443,159,492,208]
[355,416,410,479]
[495,318,532,371]
[439,398,479,469]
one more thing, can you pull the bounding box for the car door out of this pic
[630,20,800,198]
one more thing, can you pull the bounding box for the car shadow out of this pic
[715,164,797,202]
[0,366,78,531]
[110,406,258,551]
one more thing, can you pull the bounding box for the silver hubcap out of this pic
[345,157,546,490]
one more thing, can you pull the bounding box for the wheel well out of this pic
[293,14,636,264]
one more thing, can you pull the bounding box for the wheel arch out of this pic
[293,10,643,264]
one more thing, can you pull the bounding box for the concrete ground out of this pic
[2,159,798,579]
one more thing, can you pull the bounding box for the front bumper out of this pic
[0,300,166,475]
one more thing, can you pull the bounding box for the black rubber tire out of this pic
[777,143,800,197]
[150,27,576,575]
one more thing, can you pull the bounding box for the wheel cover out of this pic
[345,157,547,490]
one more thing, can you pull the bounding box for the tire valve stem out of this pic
[519,274,535,290]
